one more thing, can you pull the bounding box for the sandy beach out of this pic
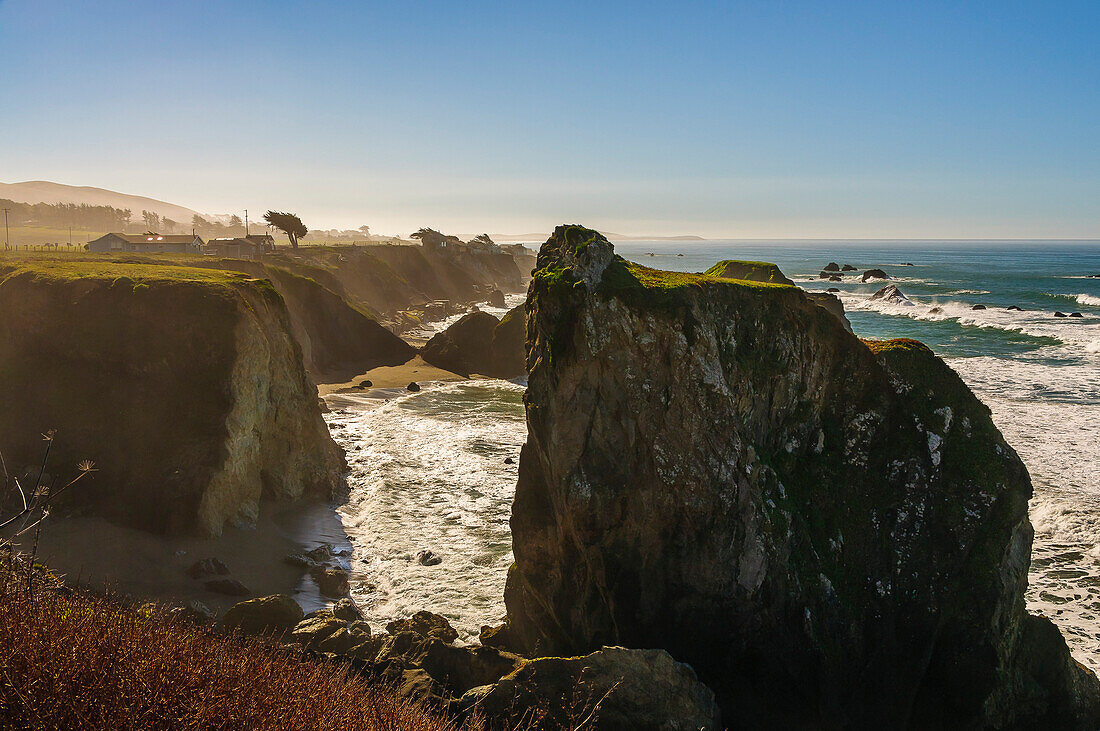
[14,499,351,614]
[316,355,467,395]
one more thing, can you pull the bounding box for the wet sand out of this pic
[15,499,351,615]
[316,355,467,395]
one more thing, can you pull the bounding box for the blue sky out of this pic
[1,0,1097,237]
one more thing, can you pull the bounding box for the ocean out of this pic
[324,240,1100,669]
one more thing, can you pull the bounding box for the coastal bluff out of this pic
[0,260,344,536]
[503,226,1100,728]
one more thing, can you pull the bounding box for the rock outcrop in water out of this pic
[0,261,344,536]
[503,225,1100,728]
[420,306,526,379]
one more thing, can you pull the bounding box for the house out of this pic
[243,233,275,250]
[205,237,270,260]
[88,232,204,254]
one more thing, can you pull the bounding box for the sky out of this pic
[1,0,1098,238]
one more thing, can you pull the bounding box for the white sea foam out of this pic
[843,293,1100,353]
[405,292,526,339]
[324,380,526,642]
[949,356,1100,669]
[1076,294,1100,307]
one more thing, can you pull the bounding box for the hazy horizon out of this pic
[2,1,1098,239]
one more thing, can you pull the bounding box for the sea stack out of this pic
[504,225,1100,728]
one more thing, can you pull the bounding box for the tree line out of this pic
[0,199,132,231]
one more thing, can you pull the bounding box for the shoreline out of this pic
[16,498,352,616]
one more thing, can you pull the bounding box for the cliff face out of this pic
[504,226,1099,728]
[0,262,344,536]
[263,267,415,380]
[349,245,524,311]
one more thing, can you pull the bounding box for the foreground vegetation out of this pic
[0,561,475,731]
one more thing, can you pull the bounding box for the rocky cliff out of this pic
[0,261,344,536]
[262,267,415,380]
[503,226,1100,729]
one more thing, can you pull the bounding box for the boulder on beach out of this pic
[862,268,890,282]
[1055,311,1068,318]
[170,599,217,625]
[203,578,251,596]
[407,381,421,392]
[485,288,507,309]
[972,304,987,310]
[827,287,840,293]
[503,226,1100,728]
[458,646,721,731]
[310,566,350,598]
[386,610,459,643]
[842,264,858,271]
[823,262,841,272]
[1007,305,1023,311]
[291,615,347,649]
[317,623,373,654]
[185,557,229,579]
[220,594,303,636]
[332,597,364,622]
[1071,312,1084,317]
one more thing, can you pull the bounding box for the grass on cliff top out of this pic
[0,258,252,285]
[0,562,478,731]
[702,260,794,284]
[602,256,791,296]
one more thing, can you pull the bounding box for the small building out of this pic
[243,233,275,250]
[88,232,204,254]
[205,237,270,260]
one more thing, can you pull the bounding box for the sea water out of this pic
[325,241,1100,669]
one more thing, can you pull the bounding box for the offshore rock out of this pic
[420,306,526,379]
[490,304,527,377]
[871,284,912,305]
[421,311,500,376]
[504,225,1100,728]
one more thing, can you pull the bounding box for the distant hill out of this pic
[0,181,203,224]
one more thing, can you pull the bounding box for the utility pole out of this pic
[3,208,9,250]
[244,209,248,236]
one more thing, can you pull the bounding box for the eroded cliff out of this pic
[0,261,344,536]
[504,226,1100,729]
